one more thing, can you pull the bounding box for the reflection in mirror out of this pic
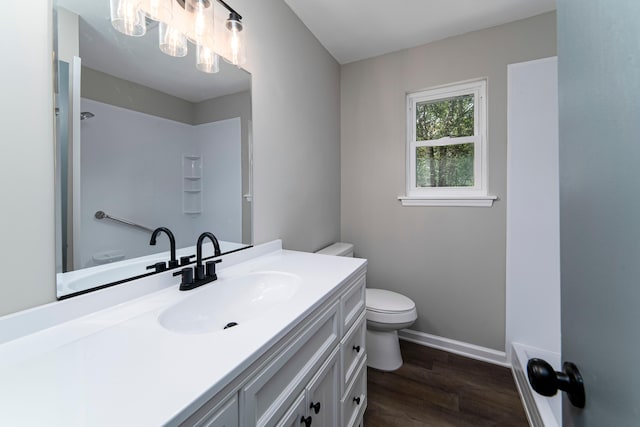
[54,0,252,298]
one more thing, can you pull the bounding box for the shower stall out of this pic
[506,56,561,427]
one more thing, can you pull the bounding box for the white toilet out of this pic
[315,243,418,372]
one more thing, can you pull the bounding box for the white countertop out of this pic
[0,242,366,426]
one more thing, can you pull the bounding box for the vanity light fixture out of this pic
[196,44,220,73]
[110,0,146,36]
[224,9,245,66]
[110,0,246,71]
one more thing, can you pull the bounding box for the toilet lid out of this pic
[366,288,416,313]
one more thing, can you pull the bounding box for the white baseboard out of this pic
[398,329,509,367]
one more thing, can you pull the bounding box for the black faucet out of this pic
[196,232,221,280]
[149,227,179,269]
[173,232,222,291]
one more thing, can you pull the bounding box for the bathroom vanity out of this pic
[0,241,367,426]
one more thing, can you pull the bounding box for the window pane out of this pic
[416,94,474,141]
[416,144,474,187]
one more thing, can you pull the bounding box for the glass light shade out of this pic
[110,0,146,37]
[159,22,188,57]
[196,45,220,73]
[224,17,246,66]
[138,0,172,23]
[185,0,214,45]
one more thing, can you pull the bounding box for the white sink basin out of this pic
[158,271,301,334]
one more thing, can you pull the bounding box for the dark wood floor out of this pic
[364,340,529,427]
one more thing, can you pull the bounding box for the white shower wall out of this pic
[192,119,242,242]
[78,98,241,269]
[506,57,560,357]
[506,57,561,427]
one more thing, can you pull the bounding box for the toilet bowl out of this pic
[315,243,418,372]
[366,288,417,371]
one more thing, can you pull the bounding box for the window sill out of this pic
[398,195,497,207]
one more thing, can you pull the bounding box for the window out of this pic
[399,79,495,207]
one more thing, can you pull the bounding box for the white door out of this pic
[544,0,640,424]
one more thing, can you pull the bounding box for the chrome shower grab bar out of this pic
[94,210,154,233]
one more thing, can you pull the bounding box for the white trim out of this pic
[71,56,82,270]
[398,329,508,367]
[398,195,496,207]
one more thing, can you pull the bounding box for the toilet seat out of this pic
[366,288,417,324]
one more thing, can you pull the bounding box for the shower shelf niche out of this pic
[183,155,202,214]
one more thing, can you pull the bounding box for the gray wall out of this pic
[0,0,56,315]
[243,0,341,252]
[0,0,340,316]
[341,12,557,350]
[82,66,196,124]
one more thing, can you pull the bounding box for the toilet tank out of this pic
[315,242,354,257]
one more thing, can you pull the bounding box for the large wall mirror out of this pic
[54,0,252,298]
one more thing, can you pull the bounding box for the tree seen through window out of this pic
[415,95,475,187]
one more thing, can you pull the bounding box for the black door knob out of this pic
[300,415,312,426]
[527,358,586,408]
[353,396,361,405]
[309,401,321,414]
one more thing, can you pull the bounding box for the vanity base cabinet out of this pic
[181,269,367,427]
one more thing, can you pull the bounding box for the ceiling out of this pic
[284,0,556,64]
[58,0,250,102]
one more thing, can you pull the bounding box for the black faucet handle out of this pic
[180,255,195,266]
[205,259,222,279]
[174,267,195,291]
[146,261,167,272]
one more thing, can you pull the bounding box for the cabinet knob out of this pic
[353,345,361,353]
[353,396,361,405]
[309,401,321,414]
[300,415,313,427]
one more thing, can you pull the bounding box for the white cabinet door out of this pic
[197,395,239,427]
[275,392,307,427]
[306,349,339,427]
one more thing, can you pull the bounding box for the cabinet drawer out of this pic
[341,357,367,427]
[340,275,366,336]
[242,301,339,427]
[340,311,366,394]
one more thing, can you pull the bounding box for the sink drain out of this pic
[223,322,238,330]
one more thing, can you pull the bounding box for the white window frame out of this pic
[399,79,496,207]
